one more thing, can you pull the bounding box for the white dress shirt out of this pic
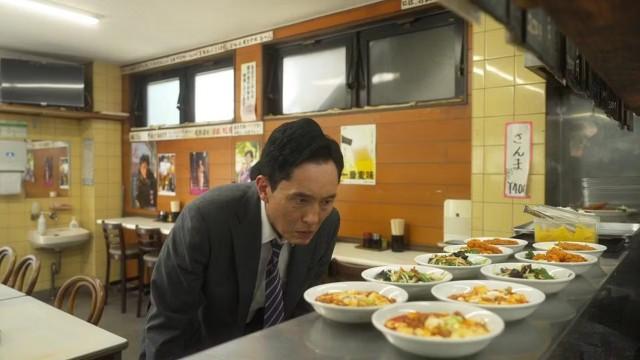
[246,200,290,323]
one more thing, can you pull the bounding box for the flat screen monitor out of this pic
[0,58,85,108]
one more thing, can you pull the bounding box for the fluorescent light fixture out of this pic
[0,0,100,26]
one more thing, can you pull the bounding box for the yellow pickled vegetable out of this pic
[535,224,597,243]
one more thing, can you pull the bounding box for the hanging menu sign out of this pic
[0,120,27,138]
[129,122,263,142]
[504,122,532,198]
[401,0,438,10]
[122,31,273,74]
[240,62,257,122]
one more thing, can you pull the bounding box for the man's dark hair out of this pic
[250,118,343,190]
[140,154,150,166]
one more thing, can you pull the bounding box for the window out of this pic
[146,77,181,126]
[194,67,234,122]
[134,57,234,127]
[265,11,466,116]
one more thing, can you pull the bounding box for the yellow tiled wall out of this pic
[471,14,546,237]
[0,62,123,292]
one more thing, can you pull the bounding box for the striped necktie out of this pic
[264,239,285,328]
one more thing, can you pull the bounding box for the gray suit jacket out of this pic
[140,182,339,359]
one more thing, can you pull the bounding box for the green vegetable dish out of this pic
[375,267,444,283]
[427,252,482,266]
[497,264,555,280]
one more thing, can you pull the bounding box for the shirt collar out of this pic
[260,200,280,245]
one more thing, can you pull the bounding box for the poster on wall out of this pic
[240,62,257,122]
[504,122,532,198]
[235,141,260,183]
[59,157,70,190]
[24,152,35,183]
[189,152,209,195]
[158,153,177,196]
[43,156,54,187]
[131,142,157,209]
[340,124,376,185]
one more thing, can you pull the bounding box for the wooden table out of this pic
[0,284,24,301]
[0,296,128,359]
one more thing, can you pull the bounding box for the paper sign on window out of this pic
[504,122,532,198]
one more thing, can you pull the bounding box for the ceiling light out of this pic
[0,0,100,26]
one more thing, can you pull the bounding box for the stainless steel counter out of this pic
[186,252,627,359]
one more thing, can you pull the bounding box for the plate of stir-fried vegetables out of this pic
[361,265,453,299]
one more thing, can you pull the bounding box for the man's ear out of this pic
[255,175,270,203]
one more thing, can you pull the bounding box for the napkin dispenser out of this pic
[0,140,26,195]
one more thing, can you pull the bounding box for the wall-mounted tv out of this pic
[0,58,85,108]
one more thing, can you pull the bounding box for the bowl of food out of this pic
[532,241,606,259]
[431,280,545,321]
[514,248,598,275]
[480,262,575,294]
[464,237,528,253]
[414,253,491,279]
[443,240,513,263]
[361,265,453,299]
[371,301,504,358]
[303,281,408,323]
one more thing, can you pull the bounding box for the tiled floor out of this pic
[34,288,146,360]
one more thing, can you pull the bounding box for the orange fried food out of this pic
[467,239,502,254]
[556,242,595,251]
[483,238,518,246]
[532,247,587,263]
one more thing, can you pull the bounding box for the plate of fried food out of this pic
[514,247,597,275]
[443,239,514,263]
[464,237,528,253]
[480,262,575,294]
[431,280,545,321]
[304,281,408,323]
[361,265,453,299]
[532,241,606,259]
[372,301,504,357]
[414,252,491,279]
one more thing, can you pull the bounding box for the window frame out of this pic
[133,55,235,128]
[359,11,467,107]
[266,33,356,115]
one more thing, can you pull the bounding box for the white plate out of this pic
[372,301,504,358]
[443,244,514,263]
[361,265,453,300]
[480,262,575,294]
[532,241,606,258]
[514,250,598,275]
[464,237,528,253]
[414,253,491,279]
[431,280,545,321]
[303,281,408,323]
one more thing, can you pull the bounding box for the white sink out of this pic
[29,227,90,250]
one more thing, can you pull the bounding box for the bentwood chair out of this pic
[0,246,17,285]
[54,275,106,325]
[101,221,141,313]
[8,254,41,295]
[135,226,163,317]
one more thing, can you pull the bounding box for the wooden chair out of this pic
[328,258,372,282]
[0,246,17,285]
[135,226,163,317]
[54,275,106,325]
[101,221,140,313]
[8,254,41,295]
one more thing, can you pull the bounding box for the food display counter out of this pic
[185,240,640,359]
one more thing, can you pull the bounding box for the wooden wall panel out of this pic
[122,0,472,246]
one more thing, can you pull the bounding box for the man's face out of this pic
[257,161,338,245]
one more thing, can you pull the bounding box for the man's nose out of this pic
[302,203,320,225]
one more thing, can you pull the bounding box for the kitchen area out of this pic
[0,0,639,359]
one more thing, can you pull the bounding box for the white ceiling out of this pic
[0,0,381,65]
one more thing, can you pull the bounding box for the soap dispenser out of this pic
[69,216,79,229]
[37,213,47,235]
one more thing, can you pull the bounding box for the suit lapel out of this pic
[231,185,262,327]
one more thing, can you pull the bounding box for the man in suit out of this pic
[140,118,343,359]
